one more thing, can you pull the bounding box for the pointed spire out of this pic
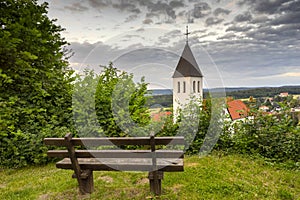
[172,43,203,78]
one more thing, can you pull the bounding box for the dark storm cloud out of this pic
[205,17,224,26]
[234,11,252,22]
[213,8,231,16]
[64,2,89,12]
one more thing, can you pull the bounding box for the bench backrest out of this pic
[44,133,185,161]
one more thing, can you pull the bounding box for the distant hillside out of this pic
[147,89,173,96]
[225,85,300,99]
[147,86,300,107]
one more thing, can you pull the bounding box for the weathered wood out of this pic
[64,133,87,195]
[44,136,185,146]
[44,133,185,196]
[47,150,184,159]
[150,133,160,195]
[149,171,163,195]
[56,158,184,172]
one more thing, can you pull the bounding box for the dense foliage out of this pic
[218,110,300,164]
[0,0,74,167]
[157,98,299,166]
[72,65,150,138]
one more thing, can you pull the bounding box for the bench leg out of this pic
[148,171,164,195]
[73,170,94,194]
[81,170,94,194]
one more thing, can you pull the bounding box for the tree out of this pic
[0,0,74,167]
[94,64,150,137]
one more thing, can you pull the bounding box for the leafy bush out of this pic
[219,110,300,163]
[0,0,74,167]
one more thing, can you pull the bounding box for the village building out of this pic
[172,26,203,119]
[226,99,250,121]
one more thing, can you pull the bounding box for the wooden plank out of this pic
[56,158,184,172]
[44,136,185,146]
[47,150,184,159]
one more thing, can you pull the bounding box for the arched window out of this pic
[183,81,186,93]
[197,81,200,93]
[177,82,180,93]
[193,81,196,93]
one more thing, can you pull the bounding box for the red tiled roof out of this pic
[227,100,249,120]
[151,111,172,121]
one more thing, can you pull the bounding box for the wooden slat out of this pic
[44,137,185,147]
[56,158,184,172]
[47,150,184,159]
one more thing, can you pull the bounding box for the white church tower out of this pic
[172,26,203,118]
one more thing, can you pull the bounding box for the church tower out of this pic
[172,26,203,118]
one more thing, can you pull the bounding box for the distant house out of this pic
[151,111,172,122]
[279,92,289,97]
[227,100,249,121]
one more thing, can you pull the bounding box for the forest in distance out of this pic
[148,85,300,107]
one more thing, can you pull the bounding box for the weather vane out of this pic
[184,25,191,43]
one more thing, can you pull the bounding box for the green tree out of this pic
[94,64,150,137]
[0,0,74,167]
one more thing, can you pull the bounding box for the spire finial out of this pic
[184,25,191,43]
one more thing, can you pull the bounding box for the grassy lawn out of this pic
[0,154,299,200]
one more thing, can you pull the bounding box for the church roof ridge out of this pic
[172,43,203,78]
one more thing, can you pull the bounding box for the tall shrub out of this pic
[0,0,74,167]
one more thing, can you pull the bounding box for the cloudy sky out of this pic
[40,0,300,89]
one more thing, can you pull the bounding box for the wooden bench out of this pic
[44,133,185,195]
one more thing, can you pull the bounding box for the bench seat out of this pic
[56,157,184,172]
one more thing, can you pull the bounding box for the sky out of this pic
[39,0,300,89]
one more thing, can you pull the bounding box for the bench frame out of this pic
[44,133,184,195]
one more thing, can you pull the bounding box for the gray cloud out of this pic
[192,2,212,18]
[226,25,253,32]
[169,0,185,8]
[271,11,300,25]
[112,2,141,14]
[87,0,108,8]
[213,8,231,16]
[234,11,252,22]
[143,18,153,24]
[205,17,224,26]
[64,2,89,12]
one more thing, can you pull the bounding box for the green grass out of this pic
[0,154,299,200]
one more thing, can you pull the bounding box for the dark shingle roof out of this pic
[172,43,203,78]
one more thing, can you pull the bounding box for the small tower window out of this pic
[177,82,180,93]
[183,81,186,93]
[197,81,200,93]
[193,81,196,93]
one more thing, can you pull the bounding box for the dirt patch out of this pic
[0,184,6,189]
[136,178,149,185]
[38,194,50,200]
[171,184,183,193]
[97,175,113,183]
